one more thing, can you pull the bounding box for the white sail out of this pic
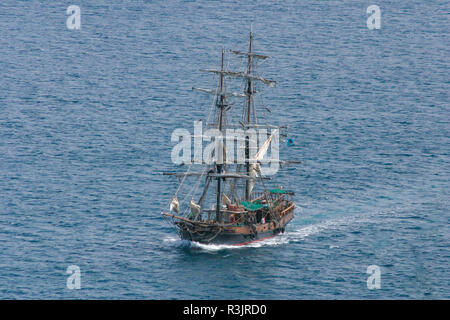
[248,133,274,194]
[248,163,260,194]
[169,197,180,213]
[254,133,274,161]
[190,200,201,215]
[222,193,232,206]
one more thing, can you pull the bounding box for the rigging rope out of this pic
[173,75,220,215]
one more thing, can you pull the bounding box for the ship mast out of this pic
[245,31,253,200]
[216,48,225,222]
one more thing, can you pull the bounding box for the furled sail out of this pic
[169,197,180,213]
[192,87,246,98]
[200,69,276,87]
[222,193,232,206]
[190,200,201,215]
[230,50,270,60]
[248,163,260,194]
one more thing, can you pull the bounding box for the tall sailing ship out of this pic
[162,32,298,246]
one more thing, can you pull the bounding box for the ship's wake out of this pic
[162,205,398,252]
[161,218,340,252]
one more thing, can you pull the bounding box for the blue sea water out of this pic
[0,0,448,299]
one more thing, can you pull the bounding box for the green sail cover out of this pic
[269,188,294,194]
[240,201,267,211]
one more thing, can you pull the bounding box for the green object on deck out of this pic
[240,201,267,211]
[269,188,294,195]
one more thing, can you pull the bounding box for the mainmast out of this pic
[216,48,225,222]
[245,31,253,200]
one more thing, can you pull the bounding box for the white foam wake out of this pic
[163,206,397,252]
[162,235,179,243]
[186,220,335,252]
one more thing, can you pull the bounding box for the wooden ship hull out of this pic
[174,205,293,245]
[163,193,295,246]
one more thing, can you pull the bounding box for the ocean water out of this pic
[0,0,448,299]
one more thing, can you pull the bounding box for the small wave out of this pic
[162,236,179,243]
